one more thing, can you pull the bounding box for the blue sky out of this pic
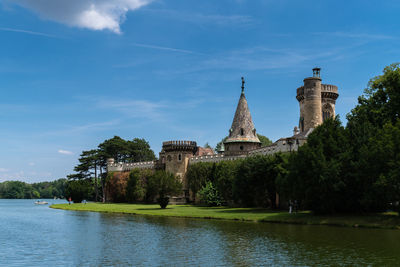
[0,0,399,182]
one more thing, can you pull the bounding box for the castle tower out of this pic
[224,77,261,156]
[160,141,198,196]
[296,68,339,133]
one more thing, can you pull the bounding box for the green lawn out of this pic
[50,203,400,229]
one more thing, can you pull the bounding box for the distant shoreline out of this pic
[51,203,400,230]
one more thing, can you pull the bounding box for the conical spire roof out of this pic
[225,78,260,144]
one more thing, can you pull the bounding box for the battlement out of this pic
[321,84,339,100]
[189,154,246,164]
[297,84,338,102]
[322,84,338,93]
[162,140,197,152]
[107,161,155,172]
[248,143,279,156]
[296,86,305,101]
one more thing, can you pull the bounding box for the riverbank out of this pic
[50,203,400,229]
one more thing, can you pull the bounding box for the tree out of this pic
[283,117,350,214]
[147,171,182,208]
[214,160,239,204]
[186,162,214,202]
[126,169,146,202]
[198,181,222,206]
[257,134,273,147]
[74,149,101,201]
[234,155,280,207]
[126,138,156,162]
[65,180,93,203]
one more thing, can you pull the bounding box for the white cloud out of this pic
[58,149,74,155]
[28,162,35,166]
[0,168,9,172]
[13,0,153,33]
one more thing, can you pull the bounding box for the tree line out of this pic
[188,64,400,214]
[0,179,67,199]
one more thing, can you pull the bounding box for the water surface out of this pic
[1,199,399,266]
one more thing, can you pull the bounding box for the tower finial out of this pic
[313,67,321,78]
[241,77,245,94]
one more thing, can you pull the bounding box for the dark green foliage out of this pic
[283,118,350,214]
[65,180,93,203]
[198,181,222,206]
[186,162,215,202]
[126,169,146,203]
[234,154,287,208]
[98,136,156,163]
[213,160,239,203]
[146,171,182,208]
[0,179,67,199]
[257,134,273,146]
[187,154,286,208]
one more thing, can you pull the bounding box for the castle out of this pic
[107,68,339,201]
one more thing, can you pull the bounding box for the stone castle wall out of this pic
[107,161,155,172]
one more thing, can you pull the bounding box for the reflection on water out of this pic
[0,199,399,266]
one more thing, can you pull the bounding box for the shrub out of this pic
[198,181,222,206]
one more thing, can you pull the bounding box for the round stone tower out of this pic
[296,68,339,133]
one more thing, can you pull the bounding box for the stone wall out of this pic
[107,161,155,172]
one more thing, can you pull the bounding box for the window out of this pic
[299,117,304,132]
[323,111,332,121]
[178,154,182,161]
[322,104,333,122]
[240,128,244,136]
[240,145,244,151]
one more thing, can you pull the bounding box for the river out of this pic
[1,199,399,266]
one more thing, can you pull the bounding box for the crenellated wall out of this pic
[189,154,247,164]
[107,161,155,172]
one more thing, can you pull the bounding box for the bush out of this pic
[198,181,222,206]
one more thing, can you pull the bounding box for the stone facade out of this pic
[296,68,339,133]
[106,69,339,202]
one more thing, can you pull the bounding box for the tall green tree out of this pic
[284,117,350,214]
[73,149,101,201]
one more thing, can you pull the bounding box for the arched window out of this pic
[322,104,334,122]
[178,154,182,161]
[240,145,244,151]
[240,128,244,136]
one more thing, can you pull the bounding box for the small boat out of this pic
[34,200,49,205]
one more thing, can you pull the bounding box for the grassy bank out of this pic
[50,203,400,229]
